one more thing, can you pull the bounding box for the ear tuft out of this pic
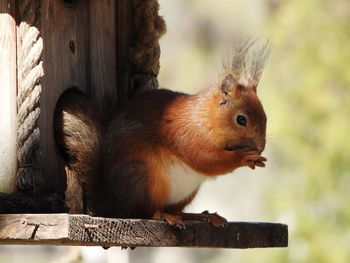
[222,38,271,90]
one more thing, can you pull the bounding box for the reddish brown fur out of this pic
[145,149,170,209]
[54,38,269,222]
[160,83,266,176]
[54,40,270,226]
[67,83,262,216]
[54,81,267,220]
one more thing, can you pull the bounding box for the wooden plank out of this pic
[0,214,288,248]
[0,214,68,242]
[39,0,90,196]
[0,0,17,192]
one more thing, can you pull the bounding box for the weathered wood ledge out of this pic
[0,214,288,248]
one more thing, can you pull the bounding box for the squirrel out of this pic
[54,39,270,228]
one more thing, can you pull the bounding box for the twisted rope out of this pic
[130,0,166,91]
[16,0,44,193]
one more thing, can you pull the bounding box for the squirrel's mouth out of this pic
[224,141,257,152]
[224,144,247,151]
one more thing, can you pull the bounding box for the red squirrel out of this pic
[54,39,270,228]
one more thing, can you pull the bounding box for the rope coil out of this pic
[16,0,43,193]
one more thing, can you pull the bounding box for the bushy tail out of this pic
[54,89,102,202]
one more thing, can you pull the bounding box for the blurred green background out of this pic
[1,0,349,262]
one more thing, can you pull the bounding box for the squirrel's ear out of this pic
[220,73,251,97]
[219,74,235,95]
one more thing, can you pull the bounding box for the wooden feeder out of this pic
[0,0,288,248]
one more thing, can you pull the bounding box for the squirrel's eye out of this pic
[236,115,247,127]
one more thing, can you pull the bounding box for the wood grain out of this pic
[117,0,135,106]
[89,0,118,103]
[0,214,288,248]
[0,0,17,193]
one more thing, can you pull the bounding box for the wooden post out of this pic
[0,0,17,193]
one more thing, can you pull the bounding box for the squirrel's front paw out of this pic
[237,148,267,169]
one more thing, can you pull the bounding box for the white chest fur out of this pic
[166,159,209,206]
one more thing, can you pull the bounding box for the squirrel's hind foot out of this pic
[152,210,228,228]
[152,211,186,229]
[180,211,228,228]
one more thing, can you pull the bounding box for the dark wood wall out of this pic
[39,0,134,201]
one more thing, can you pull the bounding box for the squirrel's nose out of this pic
[256,139,266,154]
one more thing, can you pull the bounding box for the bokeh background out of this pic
[1,0,349,262]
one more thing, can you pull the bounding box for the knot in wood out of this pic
[84,224,99,229]
[20,219,27,226]
[21,219,39,227]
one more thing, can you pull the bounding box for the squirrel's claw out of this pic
[254,160,266,167]
[237,148,267,169]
